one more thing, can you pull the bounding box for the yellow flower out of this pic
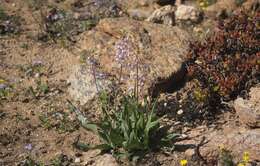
[237,163,245,166]
[243,151,249,163]
[180,159,188,166]
[219,144,225,151]
[0,79,5,84]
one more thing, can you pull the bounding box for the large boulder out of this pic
[146,5,176,26]
[200,128,260,162]
[176,124,260,163]
[234,85,260,128]
[68,17,191,104]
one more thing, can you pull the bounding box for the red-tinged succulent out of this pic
[187,10,259,101]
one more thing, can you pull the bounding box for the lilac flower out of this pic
[95,72,108,79]
[32,60,43,67]
[24,144,32,151]
[46,8,64,23]
[87,56,98,66]
[115,37,131,65]
[94,0,106,7]
[0,84,7,90]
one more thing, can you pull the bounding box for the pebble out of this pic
[34,73,40,78]
[177,109,184,115]
[75,157,81,163]
[185,149,195,157]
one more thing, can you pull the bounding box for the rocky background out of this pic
[0,0,259,165]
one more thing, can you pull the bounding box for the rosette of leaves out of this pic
[69,92,179,161]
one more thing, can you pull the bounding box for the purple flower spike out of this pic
[115,37,131,64]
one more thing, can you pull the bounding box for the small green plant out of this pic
[36,80,49,94]
[24,80,49,99]
[39,111,78,133]
[50,154,72,166]
[218,146,253,166]
[39,114,52,130]
[218,148,235,166]
[0,79,13,101]
[20,43,29,50]
[18,62,45,78]
[70,34,179,162]
[36,7,97,45]
[69,93,178,161]
[20,156,44,166]
[0,7,7,20]
[0,7,21,35]
[27,0,47,11]
[0,87,9,99]
[235,0,245,6]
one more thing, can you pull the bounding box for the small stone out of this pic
[177,109,184,115]
[175,5,201,23]
[128,8,152,20]
[185,149,195,157]
[75,158,81,163]
[95,154,118,166]
[34,73,40,78]
[146,5,175,26]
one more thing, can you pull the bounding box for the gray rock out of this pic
[82,151,118,166]
[68,65,112,105]
[175,5,201,23]
[200,129,260,162]
[234,85,260,128]
[119,0,158,21]
[128,8,154,20]
[95,154,118,166]
[74,157,81,163]
[146,5,175,26]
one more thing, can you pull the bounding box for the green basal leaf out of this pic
[136,113,145,133]
[73,142,91,151]
[70,93,179,161]
[92,144,112,151]
[161,133,180,142]
[127,131,142,150]
[145,118,160,135]
[82,123,99,133]
[97,130,112,146]
[110,128,124,147]
[122,120,130,140]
